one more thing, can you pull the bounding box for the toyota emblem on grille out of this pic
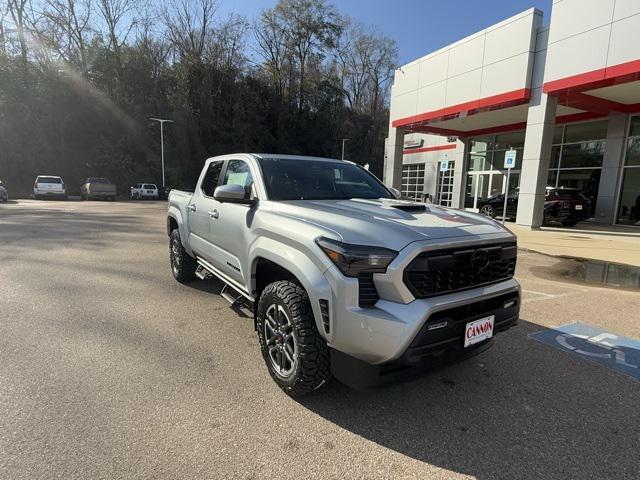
[471,249,490,270]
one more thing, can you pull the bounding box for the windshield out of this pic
[258,158,392,201]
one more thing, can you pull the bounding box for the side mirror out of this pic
[213,184,256,204]
[389,187,402,199]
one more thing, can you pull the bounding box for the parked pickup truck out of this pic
[81,177,117,201]
[167,154,520,396]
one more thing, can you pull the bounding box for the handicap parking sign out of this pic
[504,149,517,169]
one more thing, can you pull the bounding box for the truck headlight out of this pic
[315,237,397,277]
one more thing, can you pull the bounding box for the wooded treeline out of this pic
[0,0,397,193]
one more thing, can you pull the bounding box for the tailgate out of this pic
[38,183,63,192]
[90,184,116,194]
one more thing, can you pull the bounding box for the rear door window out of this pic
[201,161,224,197]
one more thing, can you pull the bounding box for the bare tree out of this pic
[206,14,247,71]
[97,0,137,70]
[162,0,218,61]
[39,0,93,74]
[274,0,341,112]
[365,33,396,117]
[335,19,396,115]
[7,0,30,64]
[254,8,290,102]
[0,3,9,56]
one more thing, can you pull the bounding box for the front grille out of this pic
[358,273,379,308]
[404,243,517,299]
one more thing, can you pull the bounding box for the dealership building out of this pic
[384,0,640,227]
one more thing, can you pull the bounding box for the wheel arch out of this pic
[250,241,332,339]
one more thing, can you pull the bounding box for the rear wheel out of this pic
[169,229,197,282]
[479,204,495,218]
[256,280,330,397]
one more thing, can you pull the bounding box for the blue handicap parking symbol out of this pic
[529,322,640,381]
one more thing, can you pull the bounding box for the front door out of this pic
[208,159,256,286]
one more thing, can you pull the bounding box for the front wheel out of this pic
[256,281,330,397]
[479,204,496,218]
[169,229,197,282]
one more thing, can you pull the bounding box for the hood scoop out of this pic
[389,203,427,212]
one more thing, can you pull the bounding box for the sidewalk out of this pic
[506,223,640,267]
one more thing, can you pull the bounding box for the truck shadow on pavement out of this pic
[299,320,640,480]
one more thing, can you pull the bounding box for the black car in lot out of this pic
[478,187,591,226]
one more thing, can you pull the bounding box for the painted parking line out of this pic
[522,289,556,297]
[529,322,640,381]
[521,289,586,303]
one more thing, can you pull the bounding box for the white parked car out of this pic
[33,175,67,200]
[130,183,159,200]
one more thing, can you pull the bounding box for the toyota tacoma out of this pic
[167,154,520,396]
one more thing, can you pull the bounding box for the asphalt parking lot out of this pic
[1,200,639,480]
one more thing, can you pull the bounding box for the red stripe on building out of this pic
[403,144,457,155]
[543,58,640,95]
[391,88,531,128]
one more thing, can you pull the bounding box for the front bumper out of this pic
[323,265,520,366]
[325,276,519,388]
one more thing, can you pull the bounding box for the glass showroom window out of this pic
[465,131,524,210]
[616,117,640,226]
[401,163,425,201]
[547,120,607,216]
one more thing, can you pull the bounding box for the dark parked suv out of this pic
[478,187,590,226]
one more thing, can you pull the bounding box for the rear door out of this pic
[208,159,256,285]
[188,160,225,267]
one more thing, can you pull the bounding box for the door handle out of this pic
[187,204,196,212]
[208,209,219,219]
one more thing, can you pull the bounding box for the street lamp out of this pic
[341,138,350,161]
[149,117,174,188]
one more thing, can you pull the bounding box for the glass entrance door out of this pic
[436,161,455,206]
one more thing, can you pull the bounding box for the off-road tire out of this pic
[169,229,197,283]
[256,280,330,397]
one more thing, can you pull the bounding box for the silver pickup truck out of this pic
[167,154,520,396]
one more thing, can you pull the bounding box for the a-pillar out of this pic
[516,89,558,227]
[383,127,404,191]
[594,113,627,225]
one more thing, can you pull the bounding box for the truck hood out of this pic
[270,198,513,251]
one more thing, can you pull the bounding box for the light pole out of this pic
[149,117,174,188]
[341,138,350,160]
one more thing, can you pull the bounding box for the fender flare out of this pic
[250,237,333,341]
[167,206,194,256]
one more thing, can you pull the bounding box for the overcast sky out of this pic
[218,0,553,65]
